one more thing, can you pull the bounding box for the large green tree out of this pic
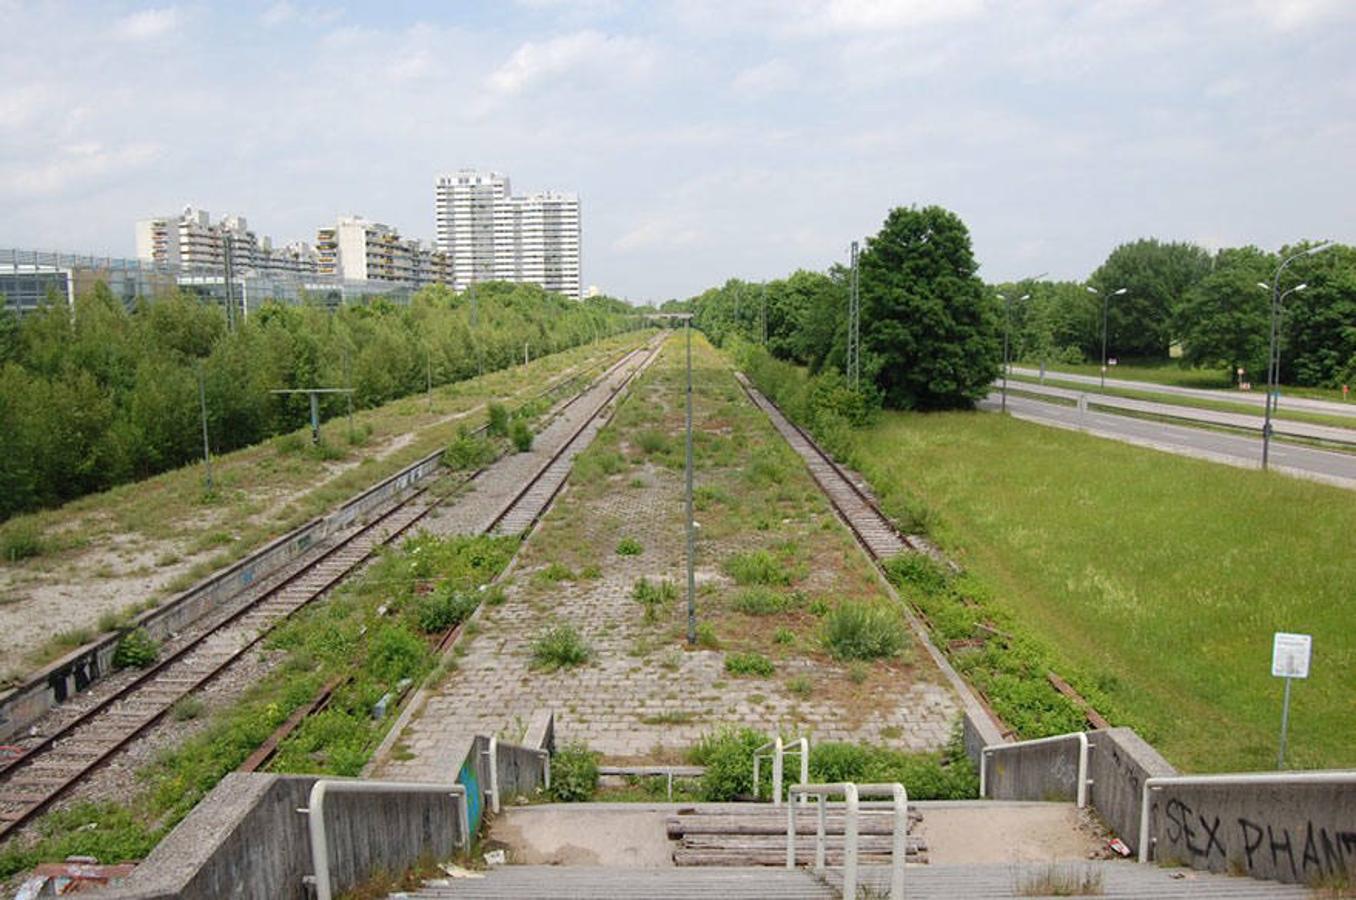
[1175,247,1274,380]
[1088,238,1212,358]
[859,205,998,410]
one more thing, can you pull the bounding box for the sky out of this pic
[2,0,1354,303]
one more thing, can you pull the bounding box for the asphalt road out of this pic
[1008,366,1356,419]
[984,392,1356,491]
[999,380,1356,445]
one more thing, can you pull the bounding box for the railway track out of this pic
[489,337,664,535]
[0,337,657,843]
[734,373,915,560]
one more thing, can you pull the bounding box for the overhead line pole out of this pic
[685,315,696,647]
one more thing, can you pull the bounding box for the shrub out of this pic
[786,674,813,696]
[632,577,677,623]
[884,552,952,596]
[695,622,720,649]
[113,628,159,669]
[531,625,592,671]
[172,696,205,721]
[549,743,599,802]
[731,587,796,616]
[443,430,495,471]
[688,727,768,801]
[511,419,533,452]
[773,627,795,645]
[615,537,643,556]
[487,402,510,437]
[724,651,775,677]
[0,520,45,561]
[635,429,671,455]
[412,586,478,634]
[822,601,908,661]
[723,550,791,586]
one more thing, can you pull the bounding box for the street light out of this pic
[1256,242,1333,469]
[1086,285,1128,391]
[994,291,1029,413]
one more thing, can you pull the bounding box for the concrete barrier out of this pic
[1088,727,1176,855]
[101,772,469,900]
[0,446,445,743]
[982,732,1085,804]
[1143,774,1356,885]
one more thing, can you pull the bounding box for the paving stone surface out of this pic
[376,337,960,782]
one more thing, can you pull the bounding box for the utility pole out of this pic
[196,363,213,492]
[848,241,861,391]
[222,232,236,333]
[760,284,767,345]
[685,316,696,647]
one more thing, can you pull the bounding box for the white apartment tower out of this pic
[435,170,582,300]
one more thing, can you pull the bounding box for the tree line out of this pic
[674,217,1356,413]
[0,283,636,522]
[993,238,1356,387]
[673,204,999,411]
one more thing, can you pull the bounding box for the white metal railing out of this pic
[786,782,908,900]
[753,735,809,806]
[483,734,551,814]
[302,779,468,900]
[1137,771,1356,864]
[980,731,1092,808]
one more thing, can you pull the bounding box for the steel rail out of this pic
[0,487,439,840]
[486,338,663,535]
[733,375,916,558]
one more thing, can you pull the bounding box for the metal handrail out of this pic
[753,735,809,806]
[786,781,908,900]
[1137,771,1356,864]
[483,734,551,814]
[303,779,467,900]
[980,731,1092,808]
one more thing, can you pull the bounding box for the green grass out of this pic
[820,601,910,661]
[530,624,593,670]
[854,409,1356,771]
[724,651,775,676]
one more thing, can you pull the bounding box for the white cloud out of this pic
[809,0,984,32]
[1250,0,1346,30]
[261,2,297,27]
[6,142,162,197]
[113,7,179,41]
[731,59,797,98]
[488,30,652,95]
[613,215,703,252]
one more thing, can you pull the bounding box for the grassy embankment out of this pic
[854,410,1355,773]
[0,331,651,678]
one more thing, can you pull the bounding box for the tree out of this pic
[1175,247,1273,381]
[858,205,998,410]
[1088,239,1212,358]
[1281,243,1356,387]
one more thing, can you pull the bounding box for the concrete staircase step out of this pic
[396,865,833,898]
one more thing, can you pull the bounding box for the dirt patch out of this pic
[488,807,675,867]
[918,802,1107,864]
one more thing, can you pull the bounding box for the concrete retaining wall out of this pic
[101,772,467,900]
[1088,727,1177,855]
[1146,778,1356,885]
[983,733,1083,803]
[0,448,444,743]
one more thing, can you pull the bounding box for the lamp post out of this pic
[1086,285,1127,391]
[994,291,1029,413]
[1255,242,1333,469]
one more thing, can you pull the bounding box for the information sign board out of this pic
[1271,632,1312,679]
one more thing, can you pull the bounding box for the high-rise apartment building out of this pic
[135,207,319,277]
[315,216,450,287]
[434,170,581,299]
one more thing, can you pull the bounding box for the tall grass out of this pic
[856,410,1356,771]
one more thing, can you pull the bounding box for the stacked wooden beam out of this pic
[666,806,927,867]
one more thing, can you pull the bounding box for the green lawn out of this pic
[852,410,1355,773]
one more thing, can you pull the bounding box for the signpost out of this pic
[1271,631,1311,769]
